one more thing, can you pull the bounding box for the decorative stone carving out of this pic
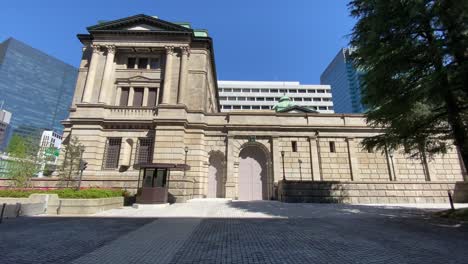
[106,45,116,54]
[165,46,175,55]
[181,46,190,56]
[91,44,101,53]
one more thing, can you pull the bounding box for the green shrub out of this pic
[0,188,125,199]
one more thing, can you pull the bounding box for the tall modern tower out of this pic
[320,48,365,113]
[0,38,78,149]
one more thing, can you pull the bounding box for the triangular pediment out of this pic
[87,14,192,33]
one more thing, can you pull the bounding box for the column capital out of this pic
[165,46,175,55]
[91,44,102,54]
[106,45,116,54]
[181,46,190,56]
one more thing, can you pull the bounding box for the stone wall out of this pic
[279,180,468,204]
[319,137,351,181]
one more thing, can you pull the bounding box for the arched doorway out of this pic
[207,151,225,198]
[238,144,269,200]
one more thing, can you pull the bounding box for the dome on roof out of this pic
[278,95,290,102]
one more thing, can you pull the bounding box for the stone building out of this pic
[60,14,466,203]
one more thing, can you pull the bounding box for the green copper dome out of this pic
[273,95,295,112]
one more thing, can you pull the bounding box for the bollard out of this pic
[447,190,455,210]
[0,203,6,224]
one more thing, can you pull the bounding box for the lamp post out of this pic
[298,159,302,181]
[184,146,189,178]
[281,151,285,181]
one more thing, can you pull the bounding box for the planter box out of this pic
[47,196,124,215]
[0,194,124,217]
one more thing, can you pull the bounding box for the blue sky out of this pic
[0,0,355,83]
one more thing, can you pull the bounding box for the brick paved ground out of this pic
[1,201,467,264]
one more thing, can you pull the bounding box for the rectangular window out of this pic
[242,106,250,109]
[127,57,136,69]
[133,87,144,107]
[147,89,157,107]
[304,98,312,101]
[299,89,306,93]
[224,105,232,109]
[261,106,269,109]
[289,89,297,93]
[317,89,325,93]
[233,105,241,109]
[228,97,236,101]
[308,90,316,93]
[149,58,160,69]
[138,58,148,69]
[135,137,154,164]
[319,106,327,110]
[329,141,336,153]
[233,88,241,92]
[280,89,287,93]
[292,141,297,152]
[242,88,250,92]
[257,97,265,101]
[252,106,260,109]
[219,96,227,100]
[313,98,321,101]
[266,97,274,101]
[119,87,130,106]
[247,97,256,101]
[103,138,122,169]
[293,98,302,101]
[237,97,246,101]
[270,89,278,93]
[224,88,232,92]
[252,89,260,92]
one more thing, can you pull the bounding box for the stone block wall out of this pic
[278,137,312,181]
[319,138,351,181]
[355,138,391,182]
[279,180,468,204]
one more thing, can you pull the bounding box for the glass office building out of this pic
[320,48,365,113]
[0,38,77,150]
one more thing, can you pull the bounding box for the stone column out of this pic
[309,136,321,181]
[346,138,360,181]
[128,87,134,107]
[271,137,282,182]
[115,87,122,106]
[98,45,116,104]
[177,46,190,104]
[225,136,236,198]
[142,87,149,107]
[162,46,175,104]
[82,44,101,103]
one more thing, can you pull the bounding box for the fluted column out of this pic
[177,46,190,104]
[98,45,116,104]
[162,46,174,104]
[82,44,101,103]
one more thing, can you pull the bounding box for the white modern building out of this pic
[218,81,334,113]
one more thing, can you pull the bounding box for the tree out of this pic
[5,134,42,187]
[348,0,468,175]
[57,136,84,188]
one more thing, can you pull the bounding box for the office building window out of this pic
[304,98,312,101]
[233,88,241,92]
[138,58,148,69]
[219,96,227,100]
[329,141,336,153]
[266,97,274,101]
[252,89,260,92]
[103,138,122,169]
[120,87,130,106]
[317,89,325,93]
[261,106,269,109]
[313,98,321,101]
[149,58,160,69]
[127,58,136,69]
[242,105,250,109]
[308,90,316,93]
[319,106,327,110]
[252,106,260,109]
[224,88,232,92]
[280,89,287,93]
[233,105,241,109]
[292,141,297,152]
[147,89,157,107]
[289,89,297,93]
[270,89,278,93]
[293,98,302,101]
[238,97,246,101]
[257,97,265,101]
[228,97,236,101]
[247,97,255,101]
[133,87,144,106]
[299,89,306,93]
[135,137,154,164]
[242,88,250,92]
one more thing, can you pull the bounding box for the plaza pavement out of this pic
[0,200,467,264]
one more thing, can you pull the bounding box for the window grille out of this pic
[135,137,154,164]
[103,138,122,169]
